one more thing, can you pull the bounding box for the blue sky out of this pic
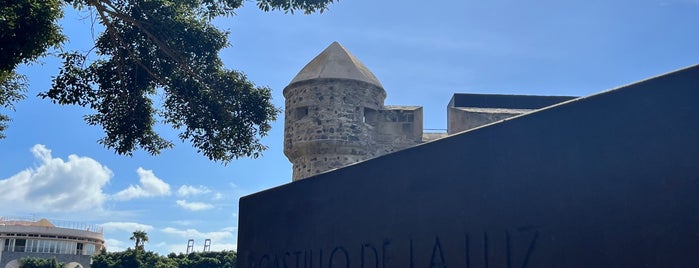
[1,0,698,255]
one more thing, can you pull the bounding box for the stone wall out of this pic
[447,93,577,134]
[368,106,423,155]
[283,78,387,180]
[447,107,531,134]
[283,78,429,180]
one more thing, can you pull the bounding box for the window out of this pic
[15,239,26,252]
[3,239,15,251]
[39,240,47,253]
[295,106,309,120]
[85,244,96,255]
[26,239,36,252]
[363,107,377,124]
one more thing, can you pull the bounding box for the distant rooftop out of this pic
[449,93,578,110]
[288,41,383,88]
[0,216,103,233]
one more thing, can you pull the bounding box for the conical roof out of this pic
[35,219,54,227]
[288,42,383,88]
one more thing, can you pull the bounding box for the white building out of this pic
[0,217,105,268]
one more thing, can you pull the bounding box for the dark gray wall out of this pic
[238,65,699,268]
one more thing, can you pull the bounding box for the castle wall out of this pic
[447,93,578,134]
[447,107,530,134]
[281,42,578,181]
[368,106,423,155]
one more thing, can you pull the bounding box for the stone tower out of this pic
[282,43,579,181]
[283,42,388,180]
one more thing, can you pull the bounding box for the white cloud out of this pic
[171,220,196,226]
[165,243,237,254]
[211,243,237,252]
[177,185,211,197]
[0,144,111,212]
[176,200,214,211]
[162,227,234,241]
[112,167,171,201]
[221,226,237,232]
[104,238,128,252]
[101,222,154,232]
[212,192,224,200]
[161,227,236,253]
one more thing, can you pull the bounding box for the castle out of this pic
[283,42,576,180]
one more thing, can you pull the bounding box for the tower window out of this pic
[295,106,309,120]
[364,107,377,124]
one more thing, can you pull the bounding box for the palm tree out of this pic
[130,230,149,250]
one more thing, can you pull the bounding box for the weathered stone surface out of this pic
[283,78,388,180]
[368,106,423,155]
[283,43,425,181]
[288,42,383,88]
[240,65,699,267]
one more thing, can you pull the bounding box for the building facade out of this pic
[283,42,576,180]
[0,217,105,268]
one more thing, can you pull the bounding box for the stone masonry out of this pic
[283,42,423,180]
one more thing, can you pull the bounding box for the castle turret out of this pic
[283,42,387,180]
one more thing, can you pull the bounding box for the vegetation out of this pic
[20,249,236,268]
[19,257,65,268]
[0,0,335,163]
[91,248,237,268]
[129,230,149,250]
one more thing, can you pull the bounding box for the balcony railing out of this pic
[0,216,103,234]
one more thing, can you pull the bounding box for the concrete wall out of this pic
[0,252,91,268]
[447,107,529,134]
[368,106,423,155]
[239,65,699,267]
[447,94,576,134]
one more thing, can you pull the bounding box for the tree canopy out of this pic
[19,257,65,268]
[0,0,335,163]
[20,249,237,268]
[91,248,237,268]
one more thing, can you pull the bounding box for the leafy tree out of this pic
[91,248,236,268]
[1,0,335,163]
[19,257,66,268]
[130,230,149,250]
[92,248,156,268]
